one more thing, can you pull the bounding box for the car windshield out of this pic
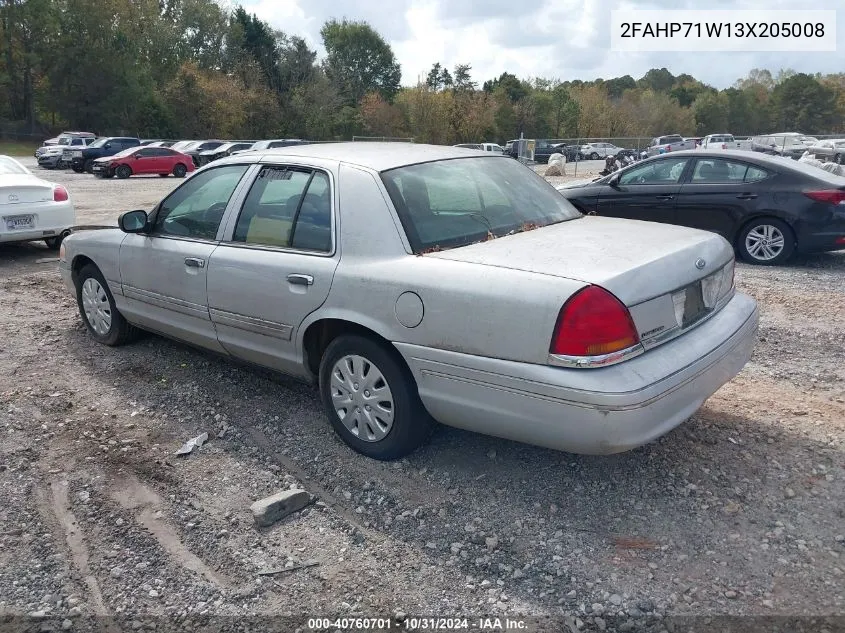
[57,136,72,145]
[87,138,110,148]
[381,157,581,253]
[0,156,29,175]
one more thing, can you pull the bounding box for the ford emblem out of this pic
[8,194,18,202]
[695,258,706,269]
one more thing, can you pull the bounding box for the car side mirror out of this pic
[118,210,149,234]
[608,173,621,188]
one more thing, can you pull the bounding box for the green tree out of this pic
[693,92,729,134]
[770,73,838,132]
[320,19,401,104]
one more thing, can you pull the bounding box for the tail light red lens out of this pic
[53,185,69,202]
[550,286,641,357]
[804,190,845,205]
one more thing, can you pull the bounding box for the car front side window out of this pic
[152,164,249,240]
[618,158,689,185]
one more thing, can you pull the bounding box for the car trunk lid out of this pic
[425,216,733,306]
[0,176,54,205]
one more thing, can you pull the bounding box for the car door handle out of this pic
[736,193,758,200]
[655,194,674,200]
[287,273,313,286]
[184,257,205,268]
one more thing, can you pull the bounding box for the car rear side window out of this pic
[232,167,332,252]
[744,166,770,182]
[691,159,747,183]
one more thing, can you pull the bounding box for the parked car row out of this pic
[33,136,315,179]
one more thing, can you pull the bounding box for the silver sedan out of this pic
[59,143,758,460]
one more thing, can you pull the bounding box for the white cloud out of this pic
[242,0,845,88]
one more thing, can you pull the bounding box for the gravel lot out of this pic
[1,158,843,632]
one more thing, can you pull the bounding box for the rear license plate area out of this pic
[671,281,709,329]
[5,215,34,230]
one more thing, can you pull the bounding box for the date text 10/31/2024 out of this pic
[307,617,529,630]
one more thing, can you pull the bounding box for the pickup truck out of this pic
[646,134,697,156]
[71,137,141,173]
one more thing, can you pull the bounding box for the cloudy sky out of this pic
[240,0,843,88]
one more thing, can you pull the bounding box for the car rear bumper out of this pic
[0,201,76,243]
[396,292,758,455]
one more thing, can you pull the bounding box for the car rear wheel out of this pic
[44,231,70,250]
[318,334,432,460]
[72,164,84,173]
[173,163,187,178]
[738,218,795,265]
[75,264,139,346]
[84,159,94,174]
[115,165,132,179]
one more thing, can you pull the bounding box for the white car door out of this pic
[206,163,339,375]
[118,163,252,352]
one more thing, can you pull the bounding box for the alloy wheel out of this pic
[744,224,785,261]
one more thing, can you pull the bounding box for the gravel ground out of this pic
[0,158,843,633]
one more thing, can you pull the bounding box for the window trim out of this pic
[147,163,254,243]
[221,163,337,257]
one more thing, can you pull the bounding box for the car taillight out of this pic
[54,185,69,202]
[721,143,727,150]
[664,145,671,151]
[804,190,845,205]
[550,286,640,358]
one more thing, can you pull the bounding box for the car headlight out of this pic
[59,242,66,263]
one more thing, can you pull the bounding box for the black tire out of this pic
[84,159,94,174]
[72,164,84,173]
[173,163,187,178]
[590,152,600,160]
[318,335,432,460]
[737,217,795,265]
[159,173,169,177]
[44,231,69,250]
[75,264,139,346]
[115,164,132,179]
[101,171,114,179]
[836,153,843,165]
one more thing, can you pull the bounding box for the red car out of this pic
[91,146,196,179]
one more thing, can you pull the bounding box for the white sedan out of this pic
[0,155,75,249]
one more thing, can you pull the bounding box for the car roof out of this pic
[242,142,492,172]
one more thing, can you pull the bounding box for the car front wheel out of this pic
[318,335,432,460]
[75,264,139,346]
[590,152,599,160]
[738,218,795,265]
[115,165,132,179]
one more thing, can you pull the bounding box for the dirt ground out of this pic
[0,158,843,633]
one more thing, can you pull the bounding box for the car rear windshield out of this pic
[0,157,28,174]
[381,157,581,253]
